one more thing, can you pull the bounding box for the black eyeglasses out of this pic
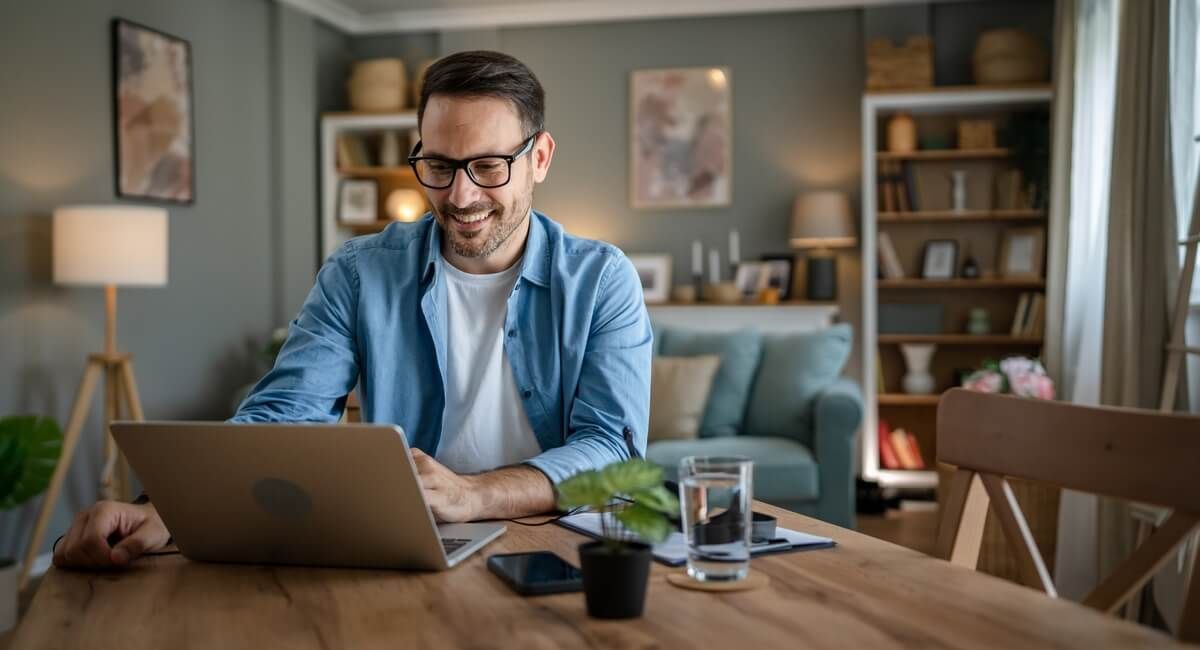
[407,132,540,190]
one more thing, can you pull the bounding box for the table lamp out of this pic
[20,205,168,589]
[790,191,856,301]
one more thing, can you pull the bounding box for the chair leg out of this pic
[979,473,1057,597]
[1179,533,1199,643]
[19,360,103,590]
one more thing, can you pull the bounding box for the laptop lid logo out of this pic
[252,478,313,519]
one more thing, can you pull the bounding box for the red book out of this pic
[878,420,902,469]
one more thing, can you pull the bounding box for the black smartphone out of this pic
[487,551,583,596]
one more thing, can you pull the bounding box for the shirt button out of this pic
[507,329,516,338]
[522,390,533,399]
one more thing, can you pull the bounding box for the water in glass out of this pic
[679,457,753,582]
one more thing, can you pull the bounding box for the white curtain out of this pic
[1052,0,1120,600]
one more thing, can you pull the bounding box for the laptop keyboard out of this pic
[441,538,471,555]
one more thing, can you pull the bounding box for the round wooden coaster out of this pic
[666,570,769,592]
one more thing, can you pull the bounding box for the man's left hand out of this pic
[410,448,481,522]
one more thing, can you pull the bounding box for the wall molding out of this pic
[277,0,974,35]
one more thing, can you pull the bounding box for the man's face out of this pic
[418,95,551,260]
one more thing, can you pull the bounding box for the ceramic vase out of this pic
[950,170,969,212]
[900,344,937,395]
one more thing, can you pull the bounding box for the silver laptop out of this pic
[110,421,505,570]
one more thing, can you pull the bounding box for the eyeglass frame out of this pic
[406,131,541,189]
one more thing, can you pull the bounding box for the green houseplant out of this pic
[0,415,63,632]
[556,459,679,619]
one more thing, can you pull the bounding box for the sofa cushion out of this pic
[744,324,852,447]
[645,436,819,502]
[658,327,762,438]
[648,355,721,442]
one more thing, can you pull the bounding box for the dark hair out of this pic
[417,50,545,138]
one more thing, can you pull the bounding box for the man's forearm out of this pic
[471,464,557,519]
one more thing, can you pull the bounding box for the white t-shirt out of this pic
[435,257,543,474]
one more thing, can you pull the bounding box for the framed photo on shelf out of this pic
[630,66,732,209]
[734,262,767,298]
[339,178,379,224]
[921,240,958,279]
[113,18,195,204]
[628,254,673,304]
[760,254,795,300]
[999,227,1045,278]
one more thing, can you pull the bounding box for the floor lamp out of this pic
[19,205,168,589]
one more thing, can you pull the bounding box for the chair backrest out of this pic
[935,388,1200,642]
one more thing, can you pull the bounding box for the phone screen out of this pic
[488,552,583,594]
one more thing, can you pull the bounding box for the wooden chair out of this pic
[935,388,1200,642]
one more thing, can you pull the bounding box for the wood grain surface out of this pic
[11,503,1184,649]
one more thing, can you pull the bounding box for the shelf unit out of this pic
[861,86,1054,490]
[320,111,423,260]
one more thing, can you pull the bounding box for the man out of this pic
[53,51,652,570]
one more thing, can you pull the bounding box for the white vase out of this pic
[0,558,17,633]
[900,344,937,395]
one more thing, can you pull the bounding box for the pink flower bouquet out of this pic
[961,356,1055,400]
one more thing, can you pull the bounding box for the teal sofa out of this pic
[646,323,862,529]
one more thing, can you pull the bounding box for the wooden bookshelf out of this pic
[878,394,941,406]
[878,334,1043,345]
[877,148,1011,161]
[878,209,1044,223]
[862,85,1054,491]
[878,278,1045,290]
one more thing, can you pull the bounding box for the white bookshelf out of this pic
[860,86,1055,490]
[320,111,421,260]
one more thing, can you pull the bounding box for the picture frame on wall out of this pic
[339,178,379,224]
[630,66,732,209]
[999,227,1046,278]
[760,254,796,301]
[112,18,195,204]
[628,254,673,304]
[921,240,958,279]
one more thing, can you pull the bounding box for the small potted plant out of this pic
[556,459,679,619]
[0,415,62,632]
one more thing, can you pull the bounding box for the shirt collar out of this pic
[421,209,550,288]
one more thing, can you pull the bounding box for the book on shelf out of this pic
[877,232,906,279]
[887,427,926,470]
[337,133,372,169]
[878,420,902,470]
[1009,292,1045,337]
[876,352,887,394]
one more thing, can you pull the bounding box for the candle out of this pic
[709,249,720,284]
[729,230,740,266]
[692,240,703,276]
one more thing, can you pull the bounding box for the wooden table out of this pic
[11,503,1186,649]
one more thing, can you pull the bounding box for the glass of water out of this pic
[678,456,753,582]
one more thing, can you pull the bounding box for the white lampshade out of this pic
[53,205,169,286]
[789,191,856,249]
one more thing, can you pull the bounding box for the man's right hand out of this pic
[52,501,171,569]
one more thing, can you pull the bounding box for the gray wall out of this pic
[0,0,330,560]
[333,0,1052,392]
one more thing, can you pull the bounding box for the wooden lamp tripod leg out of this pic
[19,359,104,590]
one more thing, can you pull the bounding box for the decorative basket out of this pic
[348,58,407,112]
[866,36,934,90]
[972,29,1049,85]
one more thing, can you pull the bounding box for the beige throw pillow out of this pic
[649,355,722,442]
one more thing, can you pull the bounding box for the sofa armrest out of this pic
[813,377,863,529]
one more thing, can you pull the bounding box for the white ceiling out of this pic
[278,0,965,35]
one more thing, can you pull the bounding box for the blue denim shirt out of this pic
[231,211,652,484]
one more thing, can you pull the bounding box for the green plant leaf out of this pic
[599,459,662,494]
[615,502,673,543]
[0,416,63,511]
[630,484,679,515]
[556,469,610,509]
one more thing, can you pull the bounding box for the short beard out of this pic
[437,175,533,260]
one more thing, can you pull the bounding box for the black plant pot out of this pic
[578,541,652,619]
